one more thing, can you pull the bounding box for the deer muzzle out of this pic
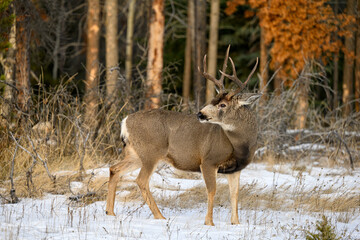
[197,112,208,121]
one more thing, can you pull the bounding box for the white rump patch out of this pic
[120,116,129,142]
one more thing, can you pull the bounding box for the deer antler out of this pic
[220,57,259,99]
[198,45,231,93]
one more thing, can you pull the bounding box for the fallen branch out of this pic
[68,192,96,202]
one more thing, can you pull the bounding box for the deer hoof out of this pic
[205,220,215,226]
[106,211,116,216]
[231,220,240,225]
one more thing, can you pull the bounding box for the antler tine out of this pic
[220,57,259,97]
[198,54,225,91]
[244,57,259,86]
[219,57,245,91]
[218,45,231,86]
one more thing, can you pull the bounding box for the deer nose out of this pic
[197,112,207,120]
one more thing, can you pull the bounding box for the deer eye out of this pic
[219,103,227,108]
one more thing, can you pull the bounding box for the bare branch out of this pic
[10,142,19,203]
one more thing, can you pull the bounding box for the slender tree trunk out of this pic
[105,0,119,104]
[182,0,193,109]
[294,65,310,131]
[193,0,207,108]
[333,0,339,110]
[294,81,309,131]
[145,0,165,110]
[355,0,360,112]
[85,0,100,125]
[52,0,65,80]
[15,1,31,112]
[2,3,16,120]
[342,0,356,116]
[206,0,219,103]
[125,0,136,86]
[259,26,268,104]
[333,53,339,110]
[274,75,282,96]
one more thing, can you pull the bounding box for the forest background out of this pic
[0,0,359,201]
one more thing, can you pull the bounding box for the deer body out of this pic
[106,48,260,225]
[123,108,256,174]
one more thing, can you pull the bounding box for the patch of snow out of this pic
[1,163,359,239]
[70,181,84,193]
[86,168,109,179]
[288,143,332,151]
[345,131,360,137]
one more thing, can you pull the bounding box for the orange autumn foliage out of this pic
[225,0,355,83]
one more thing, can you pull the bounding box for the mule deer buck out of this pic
[106,47,261,226]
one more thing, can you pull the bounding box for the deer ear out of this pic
[237,93,262,106]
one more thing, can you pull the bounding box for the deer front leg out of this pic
[226,171,240,224]
[200,164,217,226]
[136,165,166,220]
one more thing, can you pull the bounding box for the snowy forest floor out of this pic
[1,161,359,240]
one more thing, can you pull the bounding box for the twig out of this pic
[0,193,11,203]
[330,131,354,170]
[0,79,19,92]
[68,192,96,202]
[9,132,37,195]
[79,132,90,178]
[10,142,19,203]
[26,135,56,183]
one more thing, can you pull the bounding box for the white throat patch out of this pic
[215,122,236,131]
[200,120,235,131]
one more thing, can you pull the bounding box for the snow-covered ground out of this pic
[1,163,359,239]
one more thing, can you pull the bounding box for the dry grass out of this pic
[0,71,359,227]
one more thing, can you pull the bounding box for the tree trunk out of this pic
[342,0,356,116]
[85,0,100,125]
[333,53,339,110]
[182,0,193,109]
[193,0,207,108]
[206,0,219,103]
[274,75,282,96]
[105,0,119,104]
[125,0,136,86]
[145,0,165,110]
[259,26,268,104]
[333,0,339,111]
[355,0,360,112]
[15,1,31,113]
[2,2,16,120]
[52,0,65,80]
[294,66,310,131]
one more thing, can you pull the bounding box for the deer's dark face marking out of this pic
[210,92,228,106]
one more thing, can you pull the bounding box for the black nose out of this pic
[197,112,206,120]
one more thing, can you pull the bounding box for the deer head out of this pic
[198,46,260,129]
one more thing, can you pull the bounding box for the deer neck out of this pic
[222,112,257,159]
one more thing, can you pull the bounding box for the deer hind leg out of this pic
[136,161,165,220]
[106,146,141,216]
[200,164,217,226]
[226,171,240,224]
